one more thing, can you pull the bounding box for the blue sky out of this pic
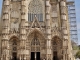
[0,0,2,14]
[0,0,80,44]
[75,0,80,45]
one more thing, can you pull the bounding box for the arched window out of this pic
[12,39,17,51]
[13,41,17,45]
[31,38,40,45]
[53,41,57,45]
[31,37,40,51]
[28,0,43,22]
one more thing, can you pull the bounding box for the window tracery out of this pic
[31,38,40,46]
[28,0,43,22]
[31,37,40,51]
[12,39,17,52]
[52,37,62,51]
[13,41,17,45]
[53,41,57,45]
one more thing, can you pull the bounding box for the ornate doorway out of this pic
[52,36,62,60]
[9,36,19,60]
[28,30,46,60]
[12,40,17,60]
[31,33,40,60]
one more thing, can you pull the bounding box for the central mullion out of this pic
[34,52,37,60]
[34,52,40,60]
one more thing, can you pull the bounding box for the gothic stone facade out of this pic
[0,0,74,60]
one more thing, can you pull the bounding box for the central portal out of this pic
[31,52,40,60]
[30,32,40,60]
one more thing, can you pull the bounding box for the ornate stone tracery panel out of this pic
[28,0,42,14]
[52,36,62,51]
[31,37,40,52]
[28,0,43,21]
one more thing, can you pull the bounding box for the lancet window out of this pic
[31,37,40,52]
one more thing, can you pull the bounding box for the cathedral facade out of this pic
[0,0,74,60]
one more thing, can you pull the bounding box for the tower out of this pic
[0,0,75,60]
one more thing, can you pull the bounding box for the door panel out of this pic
[12,52,17,60]
[37,52,40,60]
[53,51,58,60]
[31,52,35,60]
[31,52,40,60]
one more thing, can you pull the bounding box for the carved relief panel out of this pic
[10,1,21,31]
[51,4,59,33]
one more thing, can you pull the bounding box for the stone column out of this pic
[1,0,10,60]
[60,0,68,60]
[19,0,29,60]
[45,0,52,60]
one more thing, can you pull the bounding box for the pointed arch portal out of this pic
[52,36,62,60]
[28,30,46,60]
[9,36,19,60]
[31,33,40,60]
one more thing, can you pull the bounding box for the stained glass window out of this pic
[28,0,43,22]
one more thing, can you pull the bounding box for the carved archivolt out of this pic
[9,36,20,55]
[52,36,62,50]
[28,30,46,52]
[51,36,62,59]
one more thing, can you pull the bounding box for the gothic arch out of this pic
[52,35,62,41]
[28,29,46,43]
[9,35,19,41]
[9,36,20,60]
[27,29,46,39]
[51,36,62,49]
[28,29,46,59]
[52,28,62,39]
[51,36,63,60]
